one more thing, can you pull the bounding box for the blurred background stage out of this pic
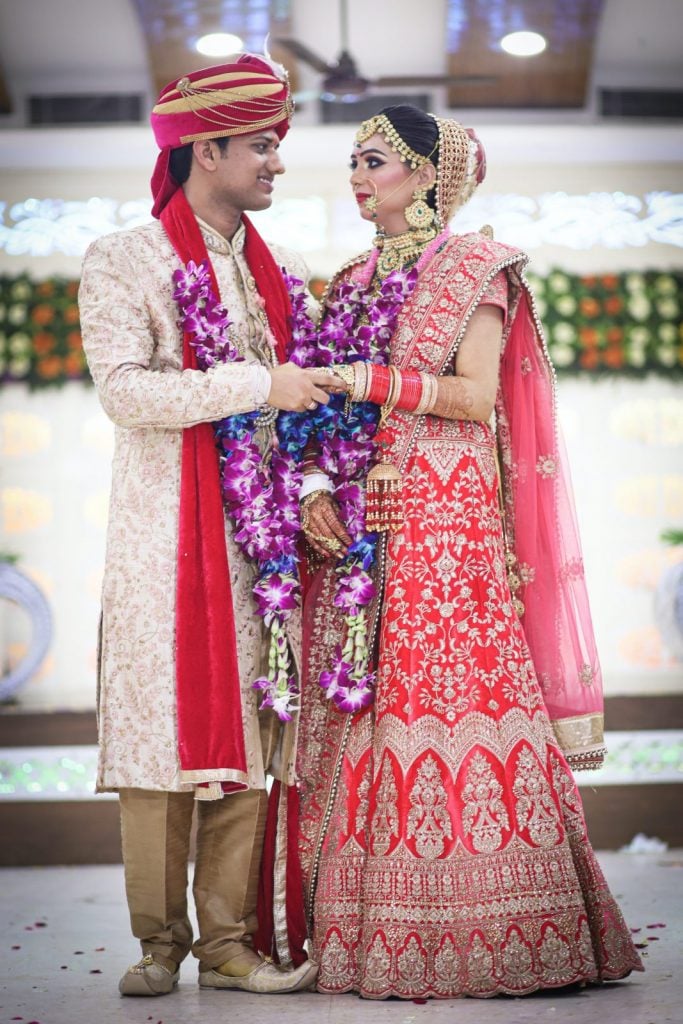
[0,0,682,865]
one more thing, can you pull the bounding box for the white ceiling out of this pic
[0,0,682,131]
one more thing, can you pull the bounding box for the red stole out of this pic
[160,188,291,790]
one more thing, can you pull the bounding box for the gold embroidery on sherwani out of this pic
[80,220,309,793]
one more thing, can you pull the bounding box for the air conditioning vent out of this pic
[28,93,143,125]
[319,93,430,124]
[599,89,683,119]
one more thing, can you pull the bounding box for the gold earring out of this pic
[404,186,434,229]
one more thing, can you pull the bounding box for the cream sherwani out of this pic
[79,216,307,796]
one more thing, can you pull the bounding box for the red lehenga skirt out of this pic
[297,420,643,999]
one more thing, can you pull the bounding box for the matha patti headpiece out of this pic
[355,113,432,171]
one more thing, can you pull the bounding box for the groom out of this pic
[79,53,330,997]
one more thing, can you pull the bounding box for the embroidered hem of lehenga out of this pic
[312,824,643,999]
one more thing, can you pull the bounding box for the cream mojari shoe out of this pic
[119,953,179,996]
[199,957,318,993]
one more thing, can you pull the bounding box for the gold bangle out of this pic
[379,365,401,428]
[352,362,367,403]
[414,372,432,416]
[423,373,439,414]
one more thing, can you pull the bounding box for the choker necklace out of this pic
[374,225,438,278]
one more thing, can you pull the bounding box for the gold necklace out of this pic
[375,225,437,278]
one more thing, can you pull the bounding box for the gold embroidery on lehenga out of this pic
[513,745,562,847]
[299,237,643,998]
[396,935,428,991]
[433,935,464,993]
[363,932,392,992]
[370,755,400,856]
[500,927,536,990]
[549,751,584,837]
[406,755,453,859]
[465,932,496,991]
[461,751,510,853]
[354,758,372,838]
[320,929,353,989]
[537,924,575,985]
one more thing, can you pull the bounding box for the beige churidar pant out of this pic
[118,710,279,971]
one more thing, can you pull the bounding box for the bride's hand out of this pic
[301,492,352,559]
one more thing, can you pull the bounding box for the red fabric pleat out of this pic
[254,779,279,959]
[254,780,308,966]
[285,783,307,966]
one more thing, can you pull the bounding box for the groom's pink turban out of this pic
[150,53,293,217]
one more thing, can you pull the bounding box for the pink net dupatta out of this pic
[497,286,605,769]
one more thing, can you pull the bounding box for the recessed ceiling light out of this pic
[500,31,547,57]
[195,32,244,57]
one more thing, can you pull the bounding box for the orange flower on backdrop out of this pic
[308,277,327,301]
[527,267,683,377]
[580,297,601,318]
[31,304,55,325]
[579,326,599,347]
[0,274,91,388]
[36,355,63,380]
[579,349,600,369]
[604,346,625,369]
[33,332,56,356]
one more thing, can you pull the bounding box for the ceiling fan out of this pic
[274,0,495,102]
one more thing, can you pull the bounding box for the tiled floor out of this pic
[1,852,680,1024]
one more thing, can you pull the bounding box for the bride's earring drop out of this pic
[404,185,435,229]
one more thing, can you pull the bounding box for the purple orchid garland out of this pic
[283,265,419,712]
[172,255,420,720]
[172,259,302,721]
